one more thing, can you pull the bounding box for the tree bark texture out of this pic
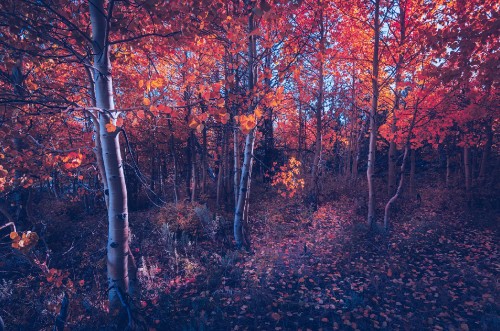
[367,0,380,227]
[234,5,257,249]
[310,9,325,210]
[89,0,129,309]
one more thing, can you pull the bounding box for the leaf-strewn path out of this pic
[163,195,499,331]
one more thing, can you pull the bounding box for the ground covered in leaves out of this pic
[1,186,498,330]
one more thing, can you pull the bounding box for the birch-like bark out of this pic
[92,115,109,207]
[233,120,240,208]
[388,4,406,195]
[84,66,109,207]
[367,0,380,227]
[242,131,255,243]
[311,8,325,210]
[383,103,418,230]
[234,131,255,248]
[89,0,129,309]
[384,146,409,229]
[234,5,257,248]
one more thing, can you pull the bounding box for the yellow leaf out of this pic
[188,116,200,129]
[151,78,163,89]
[143,97,151,106]
[138,79,144,88]
[240,114,256,132]
[105,122,116,133]
[240,125,252,135]
[10,231,18,240]
[254,106,264,119]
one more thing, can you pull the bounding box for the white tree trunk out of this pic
[234,130,255,248]
[384,146,409,229]
[234,5,257,248]
[367,0,380,227]
[310,9,325,210]
[388,1,406,196]
[233,125,240,208]
[89,0,129,309]
[383,102,418,230]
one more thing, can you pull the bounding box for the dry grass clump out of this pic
[154,202,203,237]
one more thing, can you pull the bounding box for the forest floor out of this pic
[1,184,498,330]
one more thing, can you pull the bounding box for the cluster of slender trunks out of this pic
[3,0,492,315]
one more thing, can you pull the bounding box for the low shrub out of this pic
[155,202,203,237]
